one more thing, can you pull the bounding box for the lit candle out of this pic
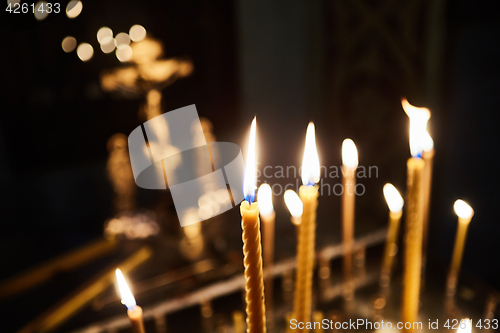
[17,246,152,333]
[341,138,358,308]
[115,269,145,333]
[284,189,303,311]
[258,184,275,269]
[380,184,404,289]
[293,122,320,330]
[240,117,267,333]
[257,183,275,323]
[284,189,303,227]
[457,319,472,333]
[402,99,435,276]
[421,130,434,263]
[447,200,474,295]
[284,188,304,286]
[401,100,430,332]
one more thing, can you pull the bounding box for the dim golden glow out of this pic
[76,43,93,62]
[243,117,257,203]
[116,45,133,62]
[104,213,159,240]
[342,138,358,169]
[97,27,113,44]
[456,319,472,333]
[61,36,77,53]
[402,98,431,158]
[66,0,82,19]
[34,2,48,20]
[115,33,131,49]
[115,269,136,310]
[301,122,320,186]
[257,183,274,216]
[129,25,147,42]
[383,183,404,213]
[454,200,474,220]
[284,189,303,218]
[100,36,115,54]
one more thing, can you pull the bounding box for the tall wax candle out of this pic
[380,184,404,289]
[447,200,474,295]
[241,117,267,333]
[258,184,275,326]
[402,158,425,329]
[284,189,303,309]
[421,144,434,258]
[421,131,434,285]
[293,123,320,332]
[258,184,275,271]
[401,98,430,332]
[341,138,358,308]
[402,99,434,279]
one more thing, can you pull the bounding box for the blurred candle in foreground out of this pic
[341,138,358,310]
[240,117,266,333]
[457,319,472,333]
[401,99,429,332]
[294,122,320,331]
[284,189,303,308]
[421,130,434,258]
[258,183,275,325]
[258,184,275,269]
[403,99,435,283]
[447,200,474,295]
[285,189,303,226]
[115,269,145,333]
[380,184,404,289]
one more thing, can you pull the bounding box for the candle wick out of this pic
[245,194,255,205]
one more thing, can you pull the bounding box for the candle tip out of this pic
[454,200,474,219]
[284,189,303,218]
[257,183,274,216]
[342,138,358,169]
[383,183,404,212]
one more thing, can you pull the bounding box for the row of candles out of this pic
[114,99,475,333]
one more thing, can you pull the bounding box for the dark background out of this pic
[0,0,499,331]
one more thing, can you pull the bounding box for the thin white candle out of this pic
[115,269,145,333]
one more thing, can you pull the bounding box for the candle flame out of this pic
[456,319,472,333]
[243,117,257,203]
[342,138,358,169]
[284,189,303,218]
[257,183,274,217]
[301,122,320,186]
[454,200,474,220]
[423,130,434,152]
[402,98,431,158]
[115,269,136,310]
[383,183,404,213]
